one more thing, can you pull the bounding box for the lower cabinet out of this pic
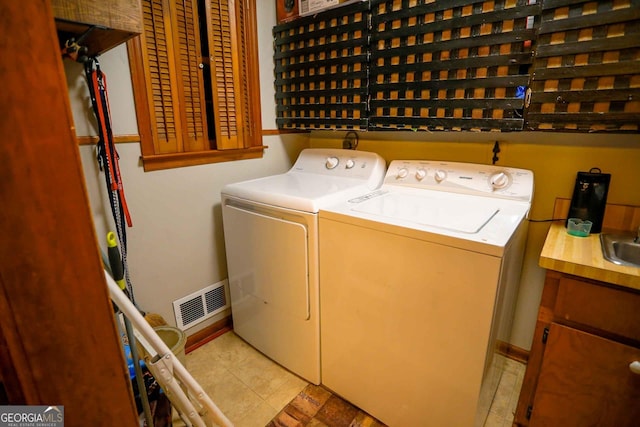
[515,271,640,426]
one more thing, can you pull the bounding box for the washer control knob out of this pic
[397,167,409,179]
[415,169,427,180]
[434,170,447,183]
[326,156,339,169]
[346,159,355,169]
[490,172,510,189]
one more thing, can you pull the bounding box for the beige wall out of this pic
[77,136,307,333]
[65,1,640,350]
[68,3,309,335]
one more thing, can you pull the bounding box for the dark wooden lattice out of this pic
[368,0,540,132]
[526,0,640,132]
[273,2,370,130]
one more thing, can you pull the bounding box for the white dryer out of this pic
[221,148,386,384]
[319,160,534,426]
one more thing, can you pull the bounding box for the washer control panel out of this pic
[386,160,534,202]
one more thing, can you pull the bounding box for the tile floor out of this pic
[267,383,386,427]
[174,331,525,427]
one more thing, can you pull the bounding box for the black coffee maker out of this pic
[566,168,611,234]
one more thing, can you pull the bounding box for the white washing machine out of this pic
[221,148,386,384]
[319,160,534,426]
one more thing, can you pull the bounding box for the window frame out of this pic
[127,0,264,172]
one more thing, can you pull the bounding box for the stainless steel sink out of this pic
[600,233,640,268]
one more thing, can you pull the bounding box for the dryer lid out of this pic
[221,148,387,213]
[223,173,371,213]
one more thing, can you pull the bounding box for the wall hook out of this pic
[492,141,501,165]
[343,131,359,150]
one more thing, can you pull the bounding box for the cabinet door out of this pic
[530,323,640,426]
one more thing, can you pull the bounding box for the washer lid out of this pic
[352,191,500,233]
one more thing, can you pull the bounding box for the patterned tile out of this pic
[266,361,526,427]
[268,385,386,427]
[314,395,359,427]
[350,411,387,427]
[267,409,306,427]
[289,385,332,418]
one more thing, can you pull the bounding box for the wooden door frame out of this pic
[0,1,139,424]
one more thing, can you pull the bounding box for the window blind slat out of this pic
[207,0,241,149]
[140,0,180,153]
[172,0,208,151]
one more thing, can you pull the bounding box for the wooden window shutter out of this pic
[139,0,181,154]
[205,0,244,149]
[171,0,209,151]
[237,0,262,148]
[129,0,264,169]
[138,0,208,154]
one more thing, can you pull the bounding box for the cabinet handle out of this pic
[630,361,640,375]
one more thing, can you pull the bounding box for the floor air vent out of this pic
[173,280,229,330]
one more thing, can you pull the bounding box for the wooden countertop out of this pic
[540,198,640,290]
[539,222,640,290]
